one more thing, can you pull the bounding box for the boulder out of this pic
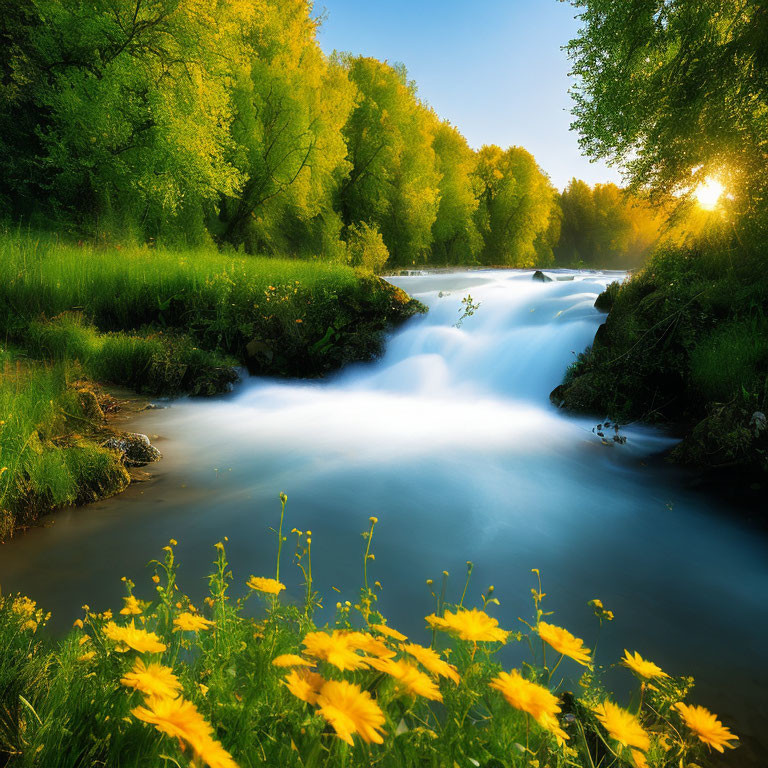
[532,270,552,282]
[104,432,162,466]
[555,275,575,281]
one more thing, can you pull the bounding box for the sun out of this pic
[694,178,725,210]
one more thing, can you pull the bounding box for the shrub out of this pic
[345,223,390,273]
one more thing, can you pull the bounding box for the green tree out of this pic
[472,145,556,266]
[429,120,480,264]
[338,57,440,266]
[219,0,354,256]
[0,0,254,239]
[564,0,768,214]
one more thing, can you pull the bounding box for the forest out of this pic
[1,0,665,270]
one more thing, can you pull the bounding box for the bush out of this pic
[345,223,390,273]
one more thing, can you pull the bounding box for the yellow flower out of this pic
[675,703,738,753]
[173,613,215,632]
[370,623,407,642]
[121,659,182,700]
[538,622,591,666]
[73,619,84,629]
[315,680,386,746]
[119,596,142,616]
[490,670,568,744]
[426,608,509,643]
[103,621,166,654]
[302,631,370,671]
[593,701,650,752]
[77,651,96,662]
[366,657,442,701]
[284,668,325,705]
[10,596,36,617]
[272,654,314,668]
[355,634,396,659]
[401,642,460,684]
[132,696,238,768]
[621,650,668,680]
[246,576,285,595]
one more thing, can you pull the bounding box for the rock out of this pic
[104,432,162,466]
[532,270,552,282]
[594,281,621,312]
[555,275,575,281]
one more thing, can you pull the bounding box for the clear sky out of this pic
[316,0,621,191]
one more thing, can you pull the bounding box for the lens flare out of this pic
[694,178,725,210]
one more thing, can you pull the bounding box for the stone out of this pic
[104,432,162,466]
[532,270,552,282]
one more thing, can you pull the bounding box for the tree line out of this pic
[0,0,663,269]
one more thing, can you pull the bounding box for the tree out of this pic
[472,145,556,266]
[338,57,440,266]
[219,0,354,256]
[0,0,255,238]
[429,119,480,264]
[564,0,768,214]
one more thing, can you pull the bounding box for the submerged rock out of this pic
[104,432,162,466]
[532,270,552,282]
[555,275,575,281]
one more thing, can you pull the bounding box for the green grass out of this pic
[0,506,732,768]
[0,348,129,539]
[0,229,422,384]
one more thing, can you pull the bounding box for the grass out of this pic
[0,348,129,540]
[0,229,422,383]
[0,499,736,768]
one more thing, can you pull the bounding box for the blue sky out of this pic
[316,0,621,191]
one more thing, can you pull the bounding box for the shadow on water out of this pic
[0,269,765,766]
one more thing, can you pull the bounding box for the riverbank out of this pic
[0,230,426,539]
[550,235,768,488]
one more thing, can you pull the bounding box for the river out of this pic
[1,269,765,764]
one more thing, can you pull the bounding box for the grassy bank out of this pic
[0,230,425,538]
[551,229,768,476]
[0,503,737,768]
[0,349,130,540]
[0,231,424,388]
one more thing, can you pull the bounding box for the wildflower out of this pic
[272,654,314,668]
[538,622,591,666]
[490,670,568,744]
[121,659,182,700]
[152,574,160,584]
[621,650,669,680]
[367,657,443,701]
[593,701,650,752]
[10,596,36,617]
[169,538,178,546]
[401,642,460,684]
[371,623,407,642]
[284,668,325,705]
[120,596,143,616]
[73,619,84,629]
[131,696,238,768]
[22,620,38,632]
[173,613,215,632]
[369,516,378,524]
[355,634,396,659]
[426,607,509,643]
[315,680,386,745]
[302,630,369,671]
[246,576,285,595]
[103,621,167,654]
[77,651,96,662]
[674,703,738,753]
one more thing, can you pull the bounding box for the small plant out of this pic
[455,294,481,328]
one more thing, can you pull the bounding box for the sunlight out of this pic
[694,177,725,210]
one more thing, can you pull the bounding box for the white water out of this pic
[1,269,766,761]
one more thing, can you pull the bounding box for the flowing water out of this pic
[1,270,766,763]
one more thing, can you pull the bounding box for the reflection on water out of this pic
[1,270,766,764]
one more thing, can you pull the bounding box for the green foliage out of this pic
[338,57,440,266]
[564,0,768,215]
[345,222,389,273]
[554,180,667,269]
[472,146,557,266]
[0,509,733,767]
